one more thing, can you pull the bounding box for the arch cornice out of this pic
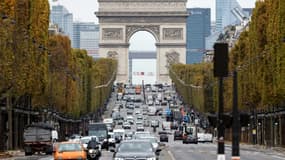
[126,25,160,42]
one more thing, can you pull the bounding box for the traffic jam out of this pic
[47,83,213,160]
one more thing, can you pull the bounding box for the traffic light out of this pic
[214,43,229,77]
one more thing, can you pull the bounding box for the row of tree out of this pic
[169,63,214,113]
[0,0,117,118]
[171,0,285,113]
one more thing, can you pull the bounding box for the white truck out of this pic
[23,123,58,155]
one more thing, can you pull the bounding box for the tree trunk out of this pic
[7,95,13,149]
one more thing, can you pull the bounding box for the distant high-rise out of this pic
[50,5,73,42]
[186,8,211,64]
[73,22,99,55]
[216,0,245,32]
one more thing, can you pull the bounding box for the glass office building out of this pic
[73,22,99,51]
[216,0,245,32]
[50,5,73,41]
[186,8,211,64]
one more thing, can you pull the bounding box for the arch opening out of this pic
[128,31,157,85]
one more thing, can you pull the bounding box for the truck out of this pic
[88,123,109,150]
[23,122,58,156]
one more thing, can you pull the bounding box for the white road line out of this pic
[168,150,176,160]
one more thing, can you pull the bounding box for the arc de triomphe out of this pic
[95,0,188,83]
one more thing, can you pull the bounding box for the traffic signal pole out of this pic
[232,70,240,160]
[217,77,225,160]
[213,43,228,160]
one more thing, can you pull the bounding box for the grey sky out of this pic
[49,0,256,23]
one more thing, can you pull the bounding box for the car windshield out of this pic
[140,137,157,143]
[58,143,82,152]
[80,138,90,144]
[118,141,153,152]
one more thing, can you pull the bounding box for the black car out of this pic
[174,130,183,140]
[182,135,198,144]
[159,133,169,142]
[111,140,159,160]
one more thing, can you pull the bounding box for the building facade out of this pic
[216,0,245,32]
[186,8,211,64]
[73,22,99,55]
[50,5,73,42]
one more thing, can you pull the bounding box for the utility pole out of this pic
[142,80,146,104]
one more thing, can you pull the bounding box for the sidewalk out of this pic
[0,150,24,158]
[223,141,285,155]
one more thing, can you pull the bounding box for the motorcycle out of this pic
[87,145,101,160]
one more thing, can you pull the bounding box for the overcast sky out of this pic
[48,0,256,23]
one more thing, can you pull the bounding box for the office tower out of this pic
[186,8,211,64]
[50,5,73,42]
[216,0,245,32]
[73,22,99,55]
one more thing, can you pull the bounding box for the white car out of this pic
[198,133,213,143]
[123,122,131,129]
[79,136,101,150]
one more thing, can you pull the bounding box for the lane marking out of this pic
[168,150,176,160]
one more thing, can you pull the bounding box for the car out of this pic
[136,120,143,126]
[122,122,131,129]
[182,135,198,144]
[111,140,159,160]
[144,120,150,127]
[116,119,124,125]
[124,131,134,140]
[159,132,169,142]
[134,131,152,139]
[79,136,100,150]
[174,130,183,140]
[137,136,159,152]
[126,116,135,124]
[198,133,213,143]
[137,114,144,120]
[136,125,145,132]
[126,109,133,115]
[53,142,87,160]
[151,120,159,127]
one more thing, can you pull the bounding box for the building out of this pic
[73,22,99,55]
[50,5,73,43]
[216,0,245,32]
[48,23,60,36]
[243,8,254,18]
[186,8,211,64]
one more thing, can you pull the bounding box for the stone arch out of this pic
[96,0,188,83]
[126,25,160,43]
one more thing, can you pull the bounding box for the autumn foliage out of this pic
[0,0,117,118]
[171,0,285,112]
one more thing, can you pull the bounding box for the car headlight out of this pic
[104,139,107,142]
[147,157,156,160]
[114,158,124,160]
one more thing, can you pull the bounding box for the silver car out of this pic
[111,140,159,160]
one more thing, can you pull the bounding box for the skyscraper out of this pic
[216,0,245,32]
[186,8,211,64]
[50,5,73,42]
[73,22,100,55]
